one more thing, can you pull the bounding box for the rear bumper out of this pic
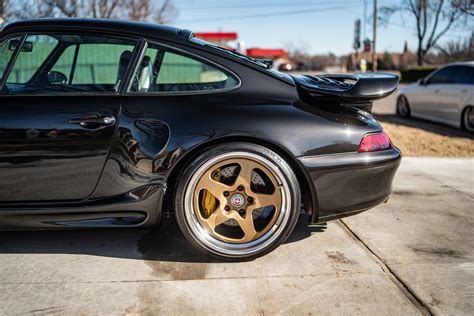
[297,148,401,224]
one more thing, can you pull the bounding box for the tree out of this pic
[436,34,474,62]
[381,0,470,65]
[282,40,311,61]
[452,0,474,16]
[2,0,177,24]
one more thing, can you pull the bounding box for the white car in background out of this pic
[397,62,474,132]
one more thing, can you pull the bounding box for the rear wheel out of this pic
[462,106,474,133]
[174,143,301,260]
[397,95,411,117]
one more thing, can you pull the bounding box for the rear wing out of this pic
[293,73,399,102]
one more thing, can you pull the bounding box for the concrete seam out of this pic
[337,219,432,316]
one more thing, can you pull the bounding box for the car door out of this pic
[0,33,138,202]
[417,66,456,120]
[435,65,474,126]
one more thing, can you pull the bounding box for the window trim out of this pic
[0,33,27,90]
[125,39,242,96]
[0,31,142,96]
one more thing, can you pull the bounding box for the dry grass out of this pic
[375,115,474,157]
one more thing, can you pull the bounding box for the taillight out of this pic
[358,131,392,153]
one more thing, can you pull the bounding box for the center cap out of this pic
[230,193,245,208]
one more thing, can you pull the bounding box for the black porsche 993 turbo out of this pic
[0,19,401,260]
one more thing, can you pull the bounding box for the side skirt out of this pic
[0,185,164,230]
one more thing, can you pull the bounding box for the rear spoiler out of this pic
[292,73,399,103]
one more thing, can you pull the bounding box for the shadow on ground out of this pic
[0,214,324,263]
[374,114,474,140]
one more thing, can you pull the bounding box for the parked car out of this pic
[0,19,401,260]
[397,62,474,132]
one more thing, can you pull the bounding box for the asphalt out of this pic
[0,157,472,315]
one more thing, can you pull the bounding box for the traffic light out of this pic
[353,19,361,50]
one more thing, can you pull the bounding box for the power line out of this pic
[178,6,347,23]
[183,1,356,11]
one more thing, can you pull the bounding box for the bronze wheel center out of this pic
[230,193,245,208]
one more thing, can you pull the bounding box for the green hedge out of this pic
[400,66,438,83]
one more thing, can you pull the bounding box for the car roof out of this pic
[443,61,474,67]
[2,18,192,43]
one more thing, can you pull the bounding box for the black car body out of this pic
[0,19,401,259]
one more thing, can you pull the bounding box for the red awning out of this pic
[195,32,238,40]
[246,48,287,57]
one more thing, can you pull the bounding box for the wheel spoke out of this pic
[207,207,232,229]
[236,214,257,242]
[253,190,281,209]
[196,172,229,201]
[237,159,262,186]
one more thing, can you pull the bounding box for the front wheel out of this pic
[174,143,301,261]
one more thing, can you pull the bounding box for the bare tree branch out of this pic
[3,0,178,23]
[381,0,469,65]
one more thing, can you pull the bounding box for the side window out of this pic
[451,66,474,85]
[3,34,137,94]
[129,43,239,93]
[427,67,455,84]
[0,35,22,83]
[72,43,136,85]
[7,35,58,84]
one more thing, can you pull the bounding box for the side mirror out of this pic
[8,40,33,52]
[417,78,426,85]
[47,71,68,85]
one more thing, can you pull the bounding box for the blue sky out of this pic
[170,0,472,55]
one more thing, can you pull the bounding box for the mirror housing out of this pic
[417,78,426,85]
[47,71,68,85]
[8,40,33,52]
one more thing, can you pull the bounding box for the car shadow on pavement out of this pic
[374,114,474,140]
[0,214,324,263]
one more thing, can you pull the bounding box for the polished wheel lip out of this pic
[464,106,474,132]
[183,151,292,257]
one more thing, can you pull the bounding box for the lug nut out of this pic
[238,185,244,191]
[239,209,245,215]
[223,191,230,197]
[247,196,254,203]
[224,205,231,211]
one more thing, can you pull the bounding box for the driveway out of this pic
[0,157,472,315]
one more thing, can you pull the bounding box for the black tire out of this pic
[174,142,301,261]
[461,106,474,133]
[397,95,411,118]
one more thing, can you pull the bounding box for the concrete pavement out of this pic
[0,157,472,315]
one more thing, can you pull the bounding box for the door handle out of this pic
[461,89,468,93]
[434,89,440,93]
[69,113,116,129]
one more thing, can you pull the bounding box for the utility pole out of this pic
[363,0,368,40]
[372,0,378,72]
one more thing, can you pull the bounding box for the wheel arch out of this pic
[161,136,318,220]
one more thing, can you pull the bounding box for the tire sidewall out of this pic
[462,106,474,133]
[174,142,301,261]
[397,95,410,117]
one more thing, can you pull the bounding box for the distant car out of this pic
[397,62,474,132]
[0,18,401,260]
